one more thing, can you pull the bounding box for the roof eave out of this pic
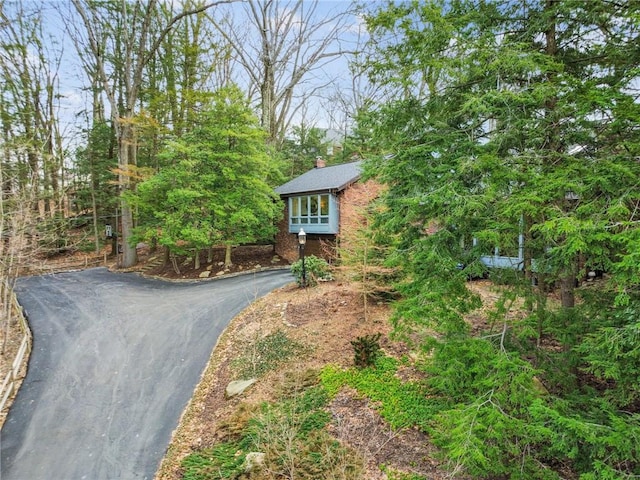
[277,177,360,198]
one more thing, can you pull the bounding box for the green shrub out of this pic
[351,333,382,368]
[233,329,307,378]
[423,338,563,479]
[181,373,364,480]
[290,254,333,286]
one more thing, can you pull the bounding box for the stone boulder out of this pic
[225,379,256,398]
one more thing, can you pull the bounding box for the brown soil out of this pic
[154,276,463,480]
[6,244,465,479]
[136,244,290,280]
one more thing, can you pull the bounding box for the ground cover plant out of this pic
[180,371,364,480]
[232,330,307,379]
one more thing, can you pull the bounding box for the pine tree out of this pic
[129,85,282,270]
[360,1,640,477]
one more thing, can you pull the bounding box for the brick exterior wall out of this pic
[274,200,337,263]
[274,179,382,263]
[337,180,384,257]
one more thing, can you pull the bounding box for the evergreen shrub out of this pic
[290,254,333,286]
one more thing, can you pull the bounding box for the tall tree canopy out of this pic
[70,0,235,267]
[364,0,640,332]
[211,0,353,146]
[360,0,640,477]
[130,85,282,270]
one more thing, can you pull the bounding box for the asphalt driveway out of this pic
[0,267,293,480]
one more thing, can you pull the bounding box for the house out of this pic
[321,128,344,157]
[274,158,378,262]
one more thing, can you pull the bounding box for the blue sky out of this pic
[18,0,366,144]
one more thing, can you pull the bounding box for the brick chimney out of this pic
[314,156,326,168]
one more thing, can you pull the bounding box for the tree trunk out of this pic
[91,188,100,254]
[118,121,138,268]
[559,261,577,309]
[224,243,232,267]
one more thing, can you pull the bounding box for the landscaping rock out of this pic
[198,271,211,278]
[225,379,256,398]
[244,452,266,473]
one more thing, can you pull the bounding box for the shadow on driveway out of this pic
[0,267,293,480]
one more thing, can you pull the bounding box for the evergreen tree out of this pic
[361,1,640,477]
[73,121,118,253]
[280,124,331,178]
[130,85,282,269]
[363,0,640,341]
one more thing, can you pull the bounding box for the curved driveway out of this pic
[0,267,292,480]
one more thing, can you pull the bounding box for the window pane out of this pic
[320,195,329,215]
[292,197,299,217]
[301,196,309,216]
[320,218,329,224]
[301,218,308,224]
[310,218,318,224]
[292,218,299,224]
[310,195,319,215]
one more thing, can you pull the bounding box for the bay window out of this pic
[288,193,338,234]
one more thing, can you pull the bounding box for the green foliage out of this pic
[351,333,382,368]
[361,0,640,327]
[232,330,307,379]
[356,1,640,477]
[72,121,118,222]
[531,400,640,479]
[76,237,99,253]
[181,372,363,480]
[386,236,482,342]
[321,356,437,432]
[380,465,428,480]
[423,338,558,478]
[181,440,249,480]
[128,84,282,256]
[577,301,640,408]
[290,254,333,286]
[280,124,333,178]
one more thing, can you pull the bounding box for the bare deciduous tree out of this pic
[0,1,65,213]
[210,0,355,145]
[69,0,237,267]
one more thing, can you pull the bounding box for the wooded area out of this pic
[1,0,639,478]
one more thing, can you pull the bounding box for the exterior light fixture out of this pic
[298,228,307,287]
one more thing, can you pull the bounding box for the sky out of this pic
[16,0,367,147]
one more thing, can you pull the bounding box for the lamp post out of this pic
[298,228,307,287]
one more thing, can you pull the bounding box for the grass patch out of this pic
[320,355,441,432]
[232,329,307,379]
[380,465,429,480]
[181,439,250,480]
[180,370,364,480]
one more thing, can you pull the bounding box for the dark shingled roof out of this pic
[275,161,362,196]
